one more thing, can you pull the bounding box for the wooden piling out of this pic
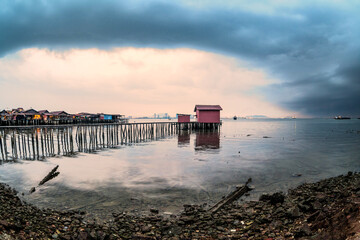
[0,121,220,162]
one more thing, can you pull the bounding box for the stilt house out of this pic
[194,105,222,123]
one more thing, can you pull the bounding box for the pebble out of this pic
[1,173,360,239]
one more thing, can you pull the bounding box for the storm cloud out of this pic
[1,0,359,116]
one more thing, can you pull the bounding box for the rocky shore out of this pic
[1,172,360,239]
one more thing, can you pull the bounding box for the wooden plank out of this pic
[209,178,252,213]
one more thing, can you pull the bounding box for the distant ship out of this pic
[334,116,351,120]
[233,116,237,120]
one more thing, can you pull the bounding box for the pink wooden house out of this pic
[177,114,190,123]
[194,105,222,123]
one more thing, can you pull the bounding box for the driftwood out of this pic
[29,165,60,193]
[39,165,60,186]
[209,178,252,213]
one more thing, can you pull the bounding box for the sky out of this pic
[0,0,359,118]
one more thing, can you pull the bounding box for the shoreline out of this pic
[1,173,360,239]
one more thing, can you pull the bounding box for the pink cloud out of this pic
[0,47,296,117]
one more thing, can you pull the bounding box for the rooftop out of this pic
[194,105,223,112]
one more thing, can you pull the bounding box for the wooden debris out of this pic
[29,165,60,194]
[39,165,60,186]
[29,187,36,194]
[209,178,252,213]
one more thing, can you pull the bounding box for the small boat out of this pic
[233,116,237,120]
[334,116,351,120]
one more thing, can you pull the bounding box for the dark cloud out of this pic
[280,58,360,117]
[0,1,294,57]
[0,0,359,116]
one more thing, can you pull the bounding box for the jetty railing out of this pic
[0,122,220,162]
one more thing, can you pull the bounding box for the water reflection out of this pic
[0,119,360,220]
[178,131,190,146]
[195,131,220,151]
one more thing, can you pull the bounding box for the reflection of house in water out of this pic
[178,131,190,146]
[195,131,220,150]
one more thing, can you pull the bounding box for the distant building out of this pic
[177,114,190,123]
[153,113,170,119]
[194,105,222,123]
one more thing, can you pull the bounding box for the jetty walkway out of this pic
[0,122,220,161]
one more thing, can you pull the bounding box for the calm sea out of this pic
[0,118,359,220]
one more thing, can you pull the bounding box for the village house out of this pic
[38,110,51,122]
[23,109,41,120]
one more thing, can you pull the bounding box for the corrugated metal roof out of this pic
[194,105,223,112]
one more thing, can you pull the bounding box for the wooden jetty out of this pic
[0,122,220,162]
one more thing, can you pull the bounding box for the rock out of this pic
[141,225,151,233]
[0,220,9,227]
[132,233,157,239]
[259,192,285,205]
[150,209,159,214]
[180,216,194,223]
[295,224,312,237]
[78,231,88,240]
[90,230,97,238]
[216,226,224,231]
[287,206,301,218]
[312,201,322,210]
